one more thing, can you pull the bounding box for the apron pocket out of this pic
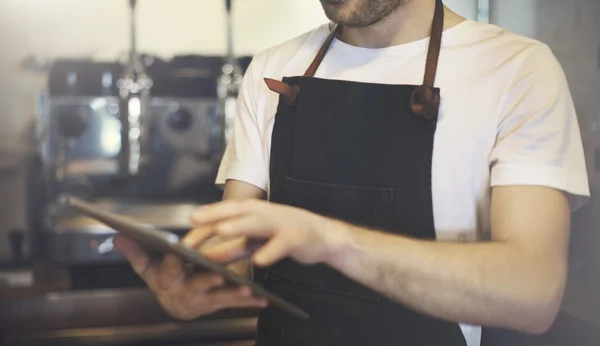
[265,175,394,299]
[283,175,394,231]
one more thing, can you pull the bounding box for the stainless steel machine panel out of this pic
[39,96,122,178]
[38,96,222,181]
[150,97,220,158]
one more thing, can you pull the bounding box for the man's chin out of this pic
[321,3,377,27]
[323,13,376,28]
[321,0,347,6]
[323,9,358,26]
[321,0,350,20]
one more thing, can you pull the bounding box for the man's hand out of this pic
[116,180,268,321]
[114,236,267,321]
[185,199,344,267]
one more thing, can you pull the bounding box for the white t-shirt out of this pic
[216,20,590,346]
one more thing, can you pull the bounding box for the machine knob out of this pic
[168,108,193,132]
[57,109,88,138]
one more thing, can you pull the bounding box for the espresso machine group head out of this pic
[218,0,244,144]
[116,0,153,177]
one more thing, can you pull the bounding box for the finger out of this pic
[181,226,216,248]
[220,296,268,309]
[114,235,161,288]
[113,236,147,267]
[202,237,252,264]
[190,200,257,225]
[157,253,185,291]
[114,236,151,274]
[197,286,267,309]
[253,237,290,267]
[185,294,265,317]
[185,273,224,293]
[215,215,276,239]
[220,286,268,308]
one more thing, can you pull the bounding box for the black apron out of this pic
[257,0,467,345]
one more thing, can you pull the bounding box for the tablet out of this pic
[60,194,309,320]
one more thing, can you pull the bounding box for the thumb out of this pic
[114,235,150,273]
[201,237,250,264]
[252,237,288,267]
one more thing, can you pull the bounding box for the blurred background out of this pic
[0,0,598,345]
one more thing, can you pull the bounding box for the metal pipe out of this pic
[217,0,243,148]
[129,0,138,68]
[477,0,490,23]
[117,0,152,177]
[226,1,234,65]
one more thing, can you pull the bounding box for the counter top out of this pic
[0,287,259,346]
[2,317,258,346]
[0,287,259,333]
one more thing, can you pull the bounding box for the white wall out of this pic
[446,0,478,20]
[2,0,326,60]
[490,0,538,37]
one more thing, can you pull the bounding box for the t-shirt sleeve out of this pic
[215,55,269,192]
[489,44,590,210]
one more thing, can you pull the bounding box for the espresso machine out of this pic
[37,0,256,265]
[33,1,228,287]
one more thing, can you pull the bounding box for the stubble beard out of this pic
[320,0,411,27]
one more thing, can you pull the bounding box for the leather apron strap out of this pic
[265,0,445,119]
[303,25,341,78]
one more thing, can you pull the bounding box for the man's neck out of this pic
[337,0,464,49]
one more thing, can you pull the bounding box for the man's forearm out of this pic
[221,180,266,278]
[326,223,566,334]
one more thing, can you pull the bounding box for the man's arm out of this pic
[222,180,267,201]
[189,184,573,332]
[327,185,570,334]
[223,180,266,277]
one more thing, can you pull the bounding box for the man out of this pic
[116,0,590,345]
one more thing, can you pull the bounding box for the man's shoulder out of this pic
[448,20,563,94]
[247,24,332,79]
